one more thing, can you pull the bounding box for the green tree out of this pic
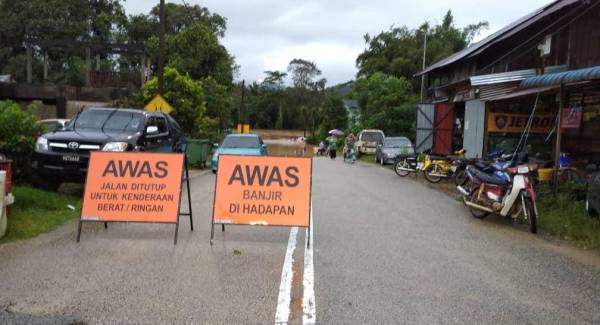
[352,73,418,138]
[149,3,226,37]
[263,70,287,89]
[287,59,322,88]
[140,67,206,136]
[202,77,233,131]
[319,95,348,139]
[356,10,488,90]
[0,0,128,84]
[147,22,233,86]
[0,100,44,182]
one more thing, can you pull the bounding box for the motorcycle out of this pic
[393,154,422,177]
[457,163,538,234]
[422,149,470,183]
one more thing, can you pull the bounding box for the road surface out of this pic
[0,158,599,324]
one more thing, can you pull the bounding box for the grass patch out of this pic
[358,154,376,164]
[537,184,600,250]
[1,186,81,242]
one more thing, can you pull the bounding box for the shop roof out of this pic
[415,0,580,77]
[484,85,560,101]
[520,65,600,88]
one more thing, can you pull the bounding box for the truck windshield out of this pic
[66,110,142,133]
[222,136,260,148]
[361,132,384,143]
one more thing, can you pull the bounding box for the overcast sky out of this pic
[124,0,550,85]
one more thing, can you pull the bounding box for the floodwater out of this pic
[254,129,315,157]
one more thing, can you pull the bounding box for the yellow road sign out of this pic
[144,94,173,114]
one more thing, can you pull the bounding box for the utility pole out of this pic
[157,0,166,95]
[238,80,245,133]
[420,29,428,103]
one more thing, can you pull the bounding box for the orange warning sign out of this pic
[213,155,312,227]
[81,152,184,223]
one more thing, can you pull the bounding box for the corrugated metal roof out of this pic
[470,65,567,86]
[416,0,580,76]
[520,65,600,88]
[484,85,559,101]
[477,83,520,101]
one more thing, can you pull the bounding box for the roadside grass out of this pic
[1,186,81,243]
[536,184,600,250]
[358,153,376,163]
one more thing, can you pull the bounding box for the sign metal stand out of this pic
[76,152,193,245]
[210,155,312,248]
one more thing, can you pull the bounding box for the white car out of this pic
[39,119,70,132]
[356,129,385,155]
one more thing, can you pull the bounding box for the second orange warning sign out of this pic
[213,155,312,227]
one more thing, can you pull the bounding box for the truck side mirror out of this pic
[146,125,159,135]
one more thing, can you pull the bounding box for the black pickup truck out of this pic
[32,107,186,190]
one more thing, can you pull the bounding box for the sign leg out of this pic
[222,224,225,232]
[104,222,108,229]
[185,160,194,231]
[210,222,215,246]
[307,227,311,248]
[76,220,82,243]
[174,221,179,245]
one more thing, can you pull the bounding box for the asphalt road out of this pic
[1,157,599,324]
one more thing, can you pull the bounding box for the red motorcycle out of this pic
[457,163,538,233]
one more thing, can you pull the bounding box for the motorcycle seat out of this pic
[467,165,509,186]
[429,155,450,161]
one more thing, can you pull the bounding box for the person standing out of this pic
[329,138,337,159]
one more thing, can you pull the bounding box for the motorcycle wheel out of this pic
[467,193,490,219]
[453,168,467,186]
[394,159,411,177]
[523,195,537,234]
[423,164,442,183]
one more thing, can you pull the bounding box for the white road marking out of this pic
[275,226,298,324]
[302,204,316,324]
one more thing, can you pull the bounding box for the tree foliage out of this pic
[0,100,44,182]
[0,0,128,84]
[356,10,488,90]
[318,95,348,139]
[352,73,417,138]
[240,60,330,132]
[140,68,205,137]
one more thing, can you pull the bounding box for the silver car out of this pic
[376,137,414,165]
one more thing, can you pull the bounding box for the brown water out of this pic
[254,129,315,157]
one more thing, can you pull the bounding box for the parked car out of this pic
[32,107,186,190]
[356,129,385,156]
[39,119,70,133]
[586,171,600,217]
[376,137,414,165]
[211,134,268,174]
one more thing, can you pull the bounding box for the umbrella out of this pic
[328,129,344,136]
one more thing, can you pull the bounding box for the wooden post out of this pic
[43,50,48,83]
[26,46,32,83]
[85,47,91,87]
[552,84,564,192]
[95,53,100,71]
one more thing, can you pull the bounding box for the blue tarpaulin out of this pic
[520,65,600,88]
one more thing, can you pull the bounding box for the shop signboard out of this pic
[487,112,554,133]
[561,106,582,129]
